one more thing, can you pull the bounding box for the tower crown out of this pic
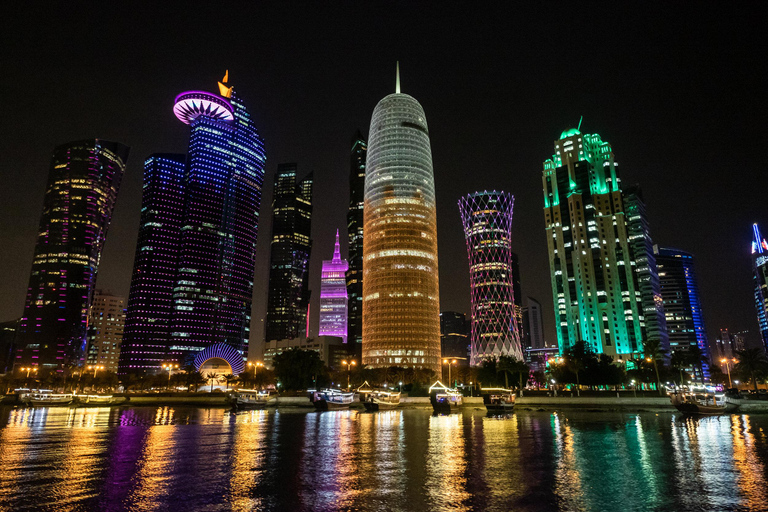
[754,223,768,254]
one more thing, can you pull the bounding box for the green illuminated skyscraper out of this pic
[542,129,645,358]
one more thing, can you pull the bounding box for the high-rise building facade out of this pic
[346,132,367,352]
[319,230,349,343]
[0,319,20,374]
[623,185,668,354]
[362,66,441,372]
[264,164,313,342]
[655,246,710,379]
[119,74,265,375]
[752,223,768,350]
[511,252,524,341]
[459,190,523,364]
[714,328,745,362]
[523,297,545,350]
[119,155,186,373]
[439,311,470,363]
[542,129,644,358]
[86,291,125,372]
[16,140,129,369]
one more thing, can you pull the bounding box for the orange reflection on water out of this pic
[228,409,270,511]
[480,413,524,507]
[426,413,470,511]
[731,415,768,507]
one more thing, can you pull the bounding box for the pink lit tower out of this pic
[459,191,523,365]
[319,230,349,342]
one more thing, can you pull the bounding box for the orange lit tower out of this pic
[362,64,441,373]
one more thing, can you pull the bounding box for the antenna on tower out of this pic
[396,61,400,94]
[577,115,583,131]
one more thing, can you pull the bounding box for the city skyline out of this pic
[1,5,767,353]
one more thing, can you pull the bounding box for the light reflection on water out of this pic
[2,407,768,511]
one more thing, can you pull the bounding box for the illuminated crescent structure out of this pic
[194,342,245,375]
[173,91,234,124]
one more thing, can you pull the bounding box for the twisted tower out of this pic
[459,191,523,365]
[362,64,441,372]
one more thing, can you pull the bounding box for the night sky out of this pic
[1,3,766,356]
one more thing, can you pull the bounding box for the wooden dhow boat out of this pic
[229,389,277,411]
[670,392,730,415]
[429,381,463,414]
[312,388,355,411]
[481,388,516,412]
[25,392,74,407]
[75,395,128,406]
[363,389,401,411]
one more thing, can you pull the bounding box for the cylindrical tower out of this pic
[362,67,441,373]
[459,191,523,365]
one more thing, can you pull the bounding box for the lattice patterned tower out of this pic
[752,223,768,351]
[459,191,523,365]
[362,64,441,373]
[319,230,349,343]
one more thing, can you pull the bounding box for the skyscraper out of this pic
[542,128,644,358]
[523,297,545,350]
[624,185,668,353]
[459,190,523,364]
[16,140,129,369]
[319,230,349,343]
[511,252,524,342]
[346,132,367,352]
[440,311,470,362]
[119,73,265,375]
[655,246,710,380]
[752,223,768,350]
[119,154,186,374]
[86,290,125,372]
[362,64,441,372]
[264,164,313,342]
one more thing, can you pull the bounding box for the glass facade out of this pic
[16,140,129,369]
[86,290,125,372]
[346,132,367,351]
[752,223,768,351]
[264,164,313,342]
[119,76,265,375]
[362,82,441,372]
[655,246,710,380]
[319,230,349,343]
[439,311,470,362]
[542,129,645,358]
[459,191,523,364]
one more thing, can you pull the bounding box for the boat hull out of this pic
[485,403,515,412]
[432,402,460,414]
[231,400,270,411]
[28,399,73,407]
[313,399,351,411]
[363,400,399,412]
[673,402,725,416]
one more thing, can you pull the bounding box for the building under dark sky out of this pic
[346,132,366,353]
[1,4,766,353]
[16,140,129,369]
[264,164,313,342]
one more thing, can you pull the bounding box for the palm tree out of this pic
[565,356,584,396]
[497,355,516,389]
[222,373,237,390]
[734,348,768,392]
[670,352,689,387]
[205,372,219,392]
[643,338,666,396]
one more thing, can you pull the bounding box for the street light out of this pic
[87,365,104,378]
[341,360,356,390]
[551,379,557,397]
[247,361,264,388]
[20,366,38,379]
[631,379,637,398]
[443,358,458,387]
[162,363,179,389]
[721,358,734,388]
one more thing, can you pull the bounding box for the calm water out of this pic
[1,406,767,511]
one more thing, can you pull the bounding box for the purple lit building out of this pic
[459,190,523,365]
[319,230,349,343]
[119,73,265,375]
[16,140,129,369]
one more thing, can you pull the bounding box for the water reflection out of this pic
[2,407,768,511]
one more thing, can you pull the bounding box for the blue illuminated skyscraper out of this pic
[655,246,710,380]
[16,140,129,369]
[752,223,768,351]
[119,73,265,375]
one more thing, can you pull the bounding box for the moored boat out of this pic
[230,389,277,411]
[312,389,355,411]
[75,395,128,406]
[670,392,729,415]
[25,392,74,407]
[363,390,401,411]
[481,387,515,412]
[429,381,463,414]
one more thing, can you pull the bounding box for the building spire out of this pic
[396,61,400,94]
[333,228,341,261]
[754,223,767,254]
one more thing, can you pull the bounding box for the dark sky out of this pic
[1,3,766,355]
